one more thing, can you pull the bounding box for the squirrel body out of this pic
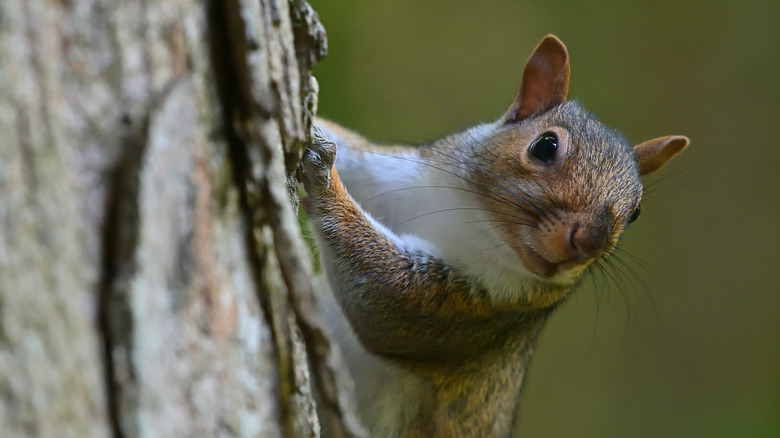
[317,119,556,302]
[303,36,688,437]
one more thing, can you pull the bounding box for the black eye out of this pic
[628,204,641,224]
[529,132,558,163]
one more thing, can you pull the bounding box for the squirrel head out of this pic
[469,35,689,290]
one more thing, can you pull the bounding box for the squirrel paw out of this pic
[302,126,338,192]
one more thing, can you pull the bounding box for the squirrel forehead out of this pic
[490,101,635,165]
[548,103,641,201]
[542,102,631,153]
[478,101,642,210]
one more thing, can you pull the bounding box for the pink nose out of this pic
[567,222,608,261]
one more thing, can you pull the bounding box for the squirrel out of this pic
[301,35,689,437]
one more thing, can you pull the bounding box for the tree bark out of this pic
[0,0,359,437]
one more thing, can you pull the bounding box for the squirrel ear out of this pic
[505,35,570,124]
[633,135,689,175]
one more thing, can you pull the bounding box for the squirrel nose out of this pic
[567,222,609,260]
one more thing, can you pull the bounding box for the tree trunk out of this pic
[0,0,360,437]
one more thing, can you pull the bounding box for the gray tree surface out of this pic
[0,0,361,437]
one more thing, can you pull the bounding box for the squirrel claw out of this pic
[302,126,338,191]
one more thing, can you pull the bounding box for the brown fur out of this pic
[302,35,689,437]
[304,147,551,435]
[471,101,645,282]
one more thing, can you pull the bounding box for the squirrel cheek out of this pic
[513,227,561,279]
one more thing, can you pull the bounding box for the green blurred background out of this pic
[308,1,779,436]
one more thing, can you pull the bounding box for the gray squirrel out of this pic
[302,35,689,437]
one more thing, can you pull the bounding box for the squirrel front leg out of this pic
[302,130,540,363]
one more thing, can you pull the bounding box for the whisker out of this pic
[407,126,556,220]
[642,159,706,191]
[594,256,631,320]
[465,219,538,228]
[361,185,486,202]
[423,145,551,218]
[392,207,503,228]
[588,260,614,311]
[350,146,545,221]
[477,242,508,253]
[612,246,672,287]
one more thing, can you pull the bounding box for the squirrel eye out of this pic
[628,204,641,224]
[529,132,558,163]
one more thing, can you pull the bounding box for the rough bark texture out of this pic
[0,0,358,437]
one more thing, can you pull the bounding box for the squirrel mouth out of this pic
[520,244,588,279]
